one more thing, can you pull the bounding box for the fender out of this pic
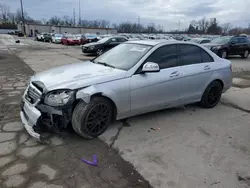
[75,82,131,120]
[76,85,117,104]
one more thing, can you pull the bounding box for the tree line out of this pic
[185,18,250,35]
[0,3,164,33]
[0,3,250,35]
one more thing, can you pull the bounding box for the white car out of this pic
[21,40,232,141]
[52,34,63,44]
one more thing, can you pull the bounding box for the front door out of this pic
[130,44,182,115]
[229,37,241,55]
[105,38,119,51]
[178,44,215,102]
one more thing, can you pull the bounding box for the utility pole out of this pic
[20,0,26,35]
[73,8,76,26]
[138,16,140,33]
[178,20,181,33]
[78,0,81,26]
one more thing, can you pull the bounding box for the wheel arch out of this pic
[76,86,118,120]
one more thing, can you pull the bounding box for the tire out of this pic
[241,50,249,59]
[96,48,104,56]
[219,50,227,59]
[72,97,113,139]
[200,81,223,108]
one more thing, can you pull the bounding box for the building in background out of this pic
[17,23,117,36]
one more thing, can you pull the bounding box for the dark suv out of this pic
[203,36,250,59]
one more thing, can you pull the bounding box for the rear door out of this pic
[239,37,249,54]
[179,44,215,103]
[229,37,241,55]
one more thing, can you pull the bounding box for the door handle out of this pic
[204,65,211,70]
[170,71,180,77]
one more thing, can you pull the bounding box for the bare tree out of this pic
[0,4,10,23]
[221,23,232,34]
[197,18,209,33]
[48,16,61,25]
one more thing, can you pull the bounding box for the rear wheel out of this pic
[72,97,113,139]
[200,81,223,108]
[241,50,249,59]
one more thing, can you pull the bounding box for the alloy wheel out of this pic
[97,49,103,56]
[84,103,110,137]
[207,86,221,106]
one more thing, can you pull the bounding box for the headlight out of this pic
[44,90,75,106]
[211,46,221,50]
[89,46,95,50]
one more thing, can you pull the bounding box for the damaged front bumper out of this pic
[20,95,72,142]
[20,100,41,140]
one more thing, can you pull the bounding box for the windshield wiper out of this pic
[96,62,115,68]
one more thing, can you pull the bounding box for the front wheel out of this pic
[200,81,223,108]
[72,97,113,139]
[96,48,104,56]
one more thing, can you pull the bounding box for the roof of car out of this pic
[126,39,179,46]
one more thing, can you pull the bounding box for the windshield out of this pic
[98,37,111,43]
[211,37,232,44]
[93,43,152,71]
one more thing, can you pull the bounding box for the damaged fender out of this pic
[76,85,99,103]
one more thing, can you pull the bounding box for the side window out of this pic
[111,38,117,42]
[201,49,214,62]
[145,45,178,69]
[239,37,248,43]
[180,44,202,65]
[231,37,240,43]
[200,40,210,44]
[118,38,127,42]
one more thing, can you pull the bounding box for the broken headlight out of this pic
[44,90,75,106]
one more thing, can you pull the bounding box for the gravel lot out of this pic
[1,35,250,188]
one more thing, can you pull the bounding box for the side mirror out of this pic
[231,41,236,45]
[141,62,160,73]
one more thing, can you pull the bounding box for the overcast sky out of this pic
[1,0,250,30]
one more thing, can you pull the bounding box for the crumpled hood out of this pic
[31,61,127,91]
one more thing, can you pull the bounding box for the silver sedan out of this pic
[20,40,232,140]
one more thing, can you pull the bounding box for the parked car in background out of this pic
[190,38,211,44]
[82,36,128,55]
[52,34,63,44]
[43,33,52,42]
[203,36,250,59]
[79,34,99,45]
[20,40,232,140]
[182,35,192,41]
[36,33,48,41]
[61,35,79,45]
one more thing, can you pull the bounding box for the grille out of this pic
[25,85,42,104]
